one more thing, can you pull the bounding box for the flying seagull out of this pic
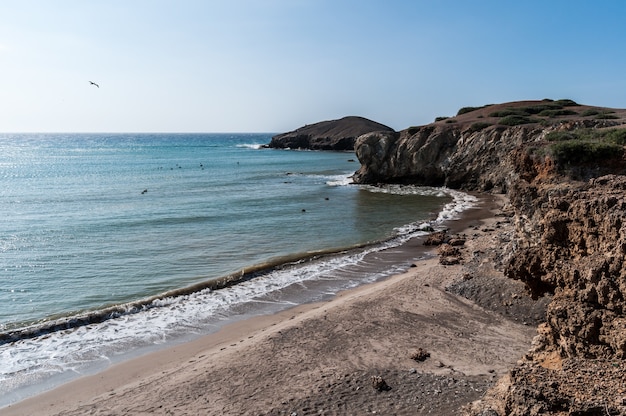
[89,81,99,88]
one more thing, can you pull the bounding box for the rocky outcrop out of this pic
[353,100,626,190]
[506,176,626,357]
[465,174,626,415]
[350,99,626,415]
[353,125,542,191]
[268,116,394,151]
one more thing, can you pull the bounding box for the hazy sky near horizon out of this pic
[2,1,625,133]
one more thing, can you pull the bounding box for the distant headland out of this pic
[267,116,394,151]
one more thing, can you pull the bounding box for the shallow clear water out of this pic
[0,133,473,405]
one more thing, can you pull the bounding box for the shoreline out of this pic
[3,193,540,415]
[1,187,464,343]
[0,186,469,405]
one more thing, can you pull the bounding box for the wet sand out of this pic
[3,194,541,415]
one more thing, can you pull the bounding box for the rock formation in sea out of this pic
[268,116,394,151]
[352,99,626,415]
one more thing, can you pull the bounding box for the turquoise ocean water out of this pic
[0,133,475,405]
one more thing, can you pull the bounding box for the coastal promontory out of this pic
[351,99,626,415]
[353,99,626,189]
[268,116,394,151]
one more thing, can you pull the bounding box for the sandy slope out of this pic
[3,195,541,415]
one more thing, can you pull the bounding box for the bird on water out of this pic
[89,81,100,88]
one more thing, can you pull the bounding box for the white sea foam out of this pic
[364,184,477,219]
[325,173,354,186]
[235,143,264,150]
[435,189,478,223]
[0,238,405,406]
[384,187,477,236]
[359,183,448,197]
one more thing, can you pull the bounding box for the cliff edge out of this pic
[353,99,626,190]
[353,99,626,415]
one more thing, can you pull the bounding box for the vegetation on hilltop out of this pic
[544,127,626,166]
[488,100,581,126]
[403,100,626,178]
[456,104,493,116]
[436,99,625,128]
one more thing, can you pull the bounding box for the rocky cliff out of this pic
[268,116,394,151]
[353,100,626,190]
[353,99,626,415]
[471,175,626,415]
[353,124,536,191]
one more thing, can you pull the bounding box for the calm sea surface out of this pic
[0,133,474,405]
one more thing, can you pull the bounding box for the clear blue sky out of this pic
[2,0,625,133]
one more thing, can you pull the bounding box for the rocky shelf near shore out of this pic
[351,99,626,415]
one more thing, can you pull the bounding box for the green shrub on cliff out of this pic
[580,108,617,118]
[546,127,626,144]
[554,99,580,107]
[581,109,600,117]
[603,128,626,145]
[522,104,564,114]
[551,140,623,164]
[489,103,576,119]
[538,109,578,118]
[489,109,527,118]
[468,122,492,133]
[456,104,492,116]
[545,131,578,142]
[596,113,619,120]
[457,100,577,118]
[546,127,626,166]
[457,107,477,115]
[499,115,539,126]
[408,126,420,135]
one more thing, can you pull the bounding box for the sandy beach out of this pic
[3,194,544,415]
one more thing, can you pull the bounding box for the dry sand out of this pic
[3,195,541,415]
